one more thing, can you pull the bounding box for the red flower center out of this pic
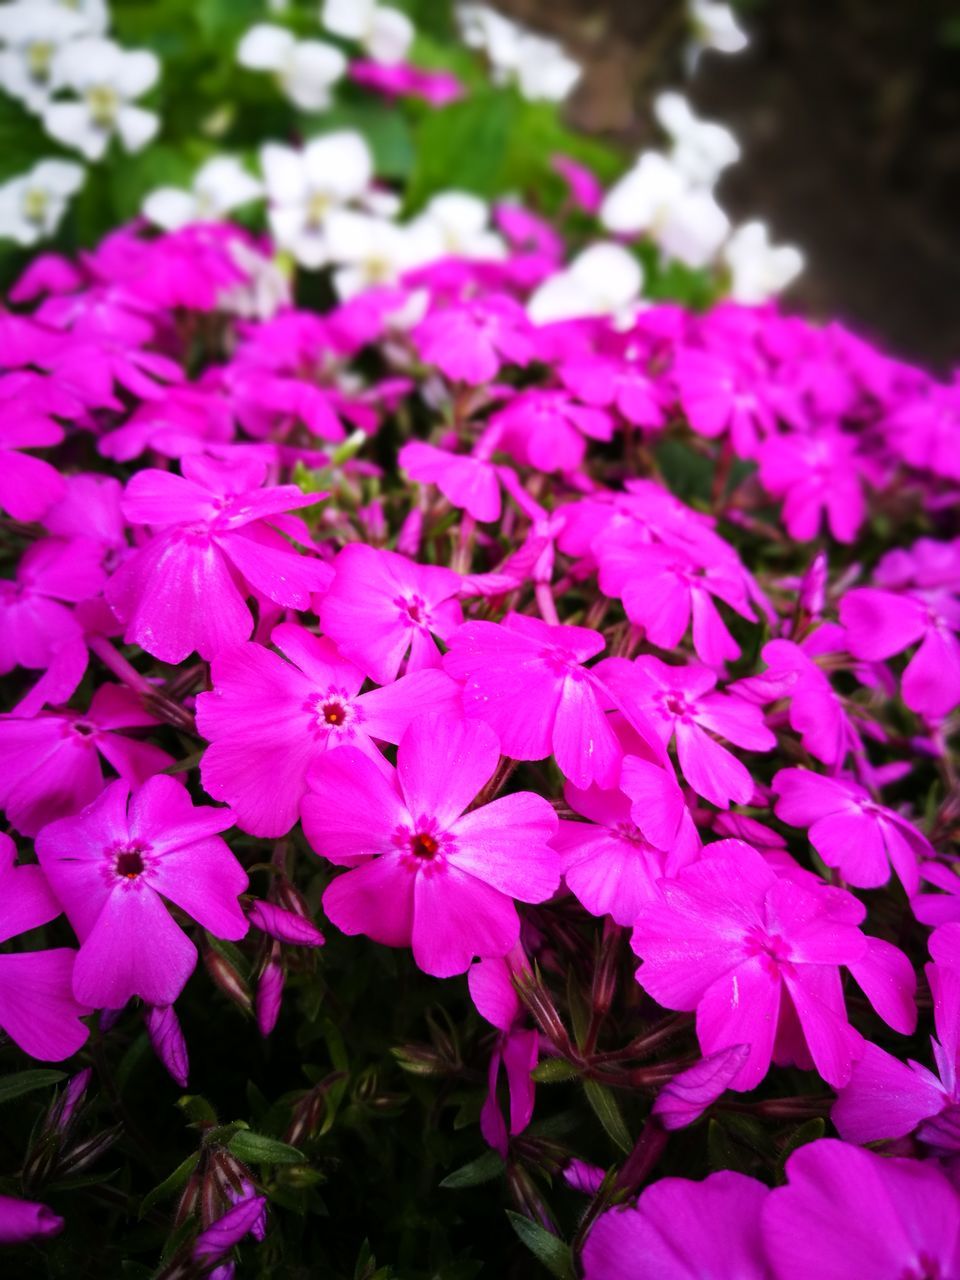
[321,700,346,726]
[114,847,146,879]
[410,832,439,860]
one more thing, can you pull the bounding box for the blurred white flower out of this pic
[52,0,110,34]
[237,24,346,112]
[527,242,643,325]
[688,0,748,65]
[411,191,506,260]
[43,38,159,160]
[0,2,88,114]
[724,220,804,303]
[654,91,740,187]
[600,151,730,269]
[456,4,580,102]
[321,0,414,66]
[221,238,292,320]
[0,158,85,245]
[260,131,373,268]
[142,156,263,231]
[325,210,437,298]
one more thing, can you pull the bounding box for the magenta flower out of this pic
[554,778,699,925]
[762,1139,960,1280]
[35,776,248,1008]
[632,842,875,1089]
[559,354,665,430]
[319,544,463,684]
[833,960,960,1149]
[412,295,536,385]
[348,59,464,105]
[302,715,560,977]
[0,410,66,523]
[652,1045,752,1130]
[551,155,603,214]
[839,586,960,720]
[582,1171,771,1280]
[443,612,627,790]
[674,346,780,459]
[469,951,538,1157]
[0,1195,64,1245]
[197,622,461,836]
[772,768,932,895]
[0,536,102,679]
[492,389,614,474]
[598,656,775,808]
[398,441,501,522]
[596,538,757,667]
[0,833,90,1061]
[194,1191,268,1263]
[105,455,329,663]
[757,430,865,544]
[0,685,175,837]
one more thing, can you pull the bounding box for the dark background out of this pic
[496,0,960,370]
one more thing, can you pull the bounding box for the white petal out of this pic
[52,37,120,91]
[116,104,159,153]
[237,24,295,71]
[322,0,375,40]
[43,101,105,159]
[32,159,85,196]
[527,271,594,324]
[425,190,489,239]
[569,241,643,305]
[114,48,160,99]
[284,41,346,109]
[260,142,308,204]
[365,7,414,64]
[657,189,729,267]
[142,187,197,230]
[303,131,373,198]
[600,151,685,235]
[194,157,263,212]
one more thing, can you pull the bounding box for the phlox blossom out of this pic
[319,543,462,684]
[302,715,560,977]
[197,622,461,837]
[105,455,329,663]
[412,295,536,386]
[36,776,248,1008]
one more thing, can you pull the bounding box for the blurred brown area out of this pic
[498,0,960,369]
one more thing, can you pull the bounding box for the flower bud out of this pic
[146,1005,189,1088]
[202,947,253,1016]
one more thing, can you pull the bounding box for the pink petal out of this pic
[397,714,499,827]
[322,854,415,948]
[412,862,520,977]
[302,746,408,865]
[696,957,782,1090]
[0,950,90,1061]
[450,791,560,901]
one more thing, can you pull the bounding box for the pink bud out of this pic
[396,506,423,556]
[652,1044,750,1130]
[0,1194,63,1244]
[256,955,284,1038]
[247,900,324,947]
[194,1195,267,1261]
[145,1005,189,1088]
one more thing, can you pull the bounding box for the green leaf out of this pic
[506,1213,575,1280]
[531,1059,580,1084]
[406,90,518,209]
[0,1070,65,1105]
[440,1150,504,1189]
[139,1152,200,1220]
[228,1130,306,1165]
[583,1080,631,1154]
[776,1118,826,1184]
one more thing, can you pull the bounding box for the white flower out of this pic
[325,210,438,298]
[0,2,89,114]
[220,238,292,320]
[688,0,748,66]
[43,38,159,161]
[527,242,643,325]
[600,151,730,269]
[724,220,804,303]
[321,0,414,65]
[51,0,110,35]
[260,131,373,268]
[456,3,580,102]
[411,191,506,260]
[0,158,85,246]
[142,156,263,231]
[654,91,740,187]
[237,24,346,112]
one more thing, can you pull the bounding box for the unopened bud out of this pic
[256,952,284,1038]
[203,948,253,1016]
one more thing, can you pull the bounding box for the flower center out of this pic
[86,84,120,128]
[410,832,439,859]
[113,842,150,880]
[664,692,689,717]
[395,593,429,630]
[27,41,54,83]
[70,720,96,738]
[321,700,347,726]
[743,925,790,965]
[22,186,49,225]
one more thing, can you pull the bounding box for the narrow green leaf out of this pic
[440,1150,504,1189]
[776,1118,826,1184]
[139,1152,200,1219]
[506,1213,575,1280]
[583,1080,631,1153]
[0,1070,65,1105]
[228,1130,306,1165]
[531,1059,580,1084]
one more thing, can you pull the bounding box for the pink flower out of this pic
[398,441,502,523]
[0,833,90,1061]
[559,354,665,430]
[348,59,464,105]
[35,776,248,1008]
[319,544,463,684]
[674,347,780,459]
[301,715,560,977]
[197,622,461,836]
[551,155,603,214]
[491,390,614,474]
[412,295,536,385]
[443,612,628,790]
[632,841,882,1089]
[757,430,865,543]
[0,537,102,680]
[583,1171,771,1280]
[596,538,757,667]
[772,768,932,895]
[652,1045,752,1130]
[106,455,329,663]
[0,1195,64,1245]
[0,410,66,523]
[833,960,960,1149]
[0,685,175,837]
[553,770,699,925]
[597,656,775,808]
[839,586,960,720]
[762,1139,960,1280]
[469,950,538,1157]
